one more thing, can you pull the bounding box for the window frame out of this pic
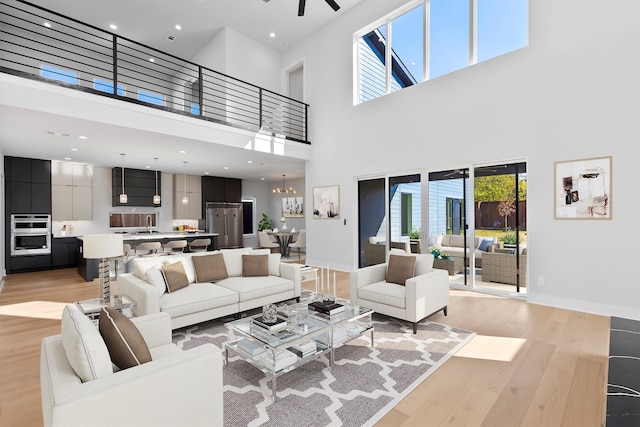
[354,0,528,104]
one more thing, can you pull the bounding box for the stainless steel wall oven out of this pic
[11,214,52,256]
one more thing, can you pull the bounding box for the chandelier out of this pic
[273,174,296,194]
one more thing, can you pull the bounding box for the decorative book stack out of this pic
[288,340,317,358]
[251,316,288,334]
[308,300,345,316]
[236,338,266,359]
[259,349,297,371]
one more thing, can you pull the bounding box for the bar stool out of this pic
[134,241,161,257]
[188,238,211,252]
[162,240,187,255]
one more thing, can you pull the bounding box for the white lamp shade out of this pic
[119,193,128,203]
[83,234,124,259]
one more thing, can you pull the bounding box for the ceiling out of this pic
[0,0,363,181]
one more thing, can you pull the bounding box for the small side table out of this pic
[75,294,135,326]
[433,257,464,276]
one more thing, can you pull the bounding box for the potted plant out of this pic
[258,213,274,232]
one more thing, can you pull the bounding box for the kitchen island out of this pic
[77,232,219,282]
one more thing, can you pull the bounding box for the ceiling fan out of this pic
[263,0,341,17]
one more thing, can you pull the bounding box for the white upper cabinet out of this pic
[52,161,93,220]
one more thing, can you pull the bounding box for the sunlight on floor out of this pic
[454,335,526,362]
[0,301,70,320]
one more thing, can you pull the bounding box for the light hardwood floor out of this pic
[0,267,609,426]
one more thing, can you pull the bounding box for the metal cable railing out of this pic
[0,0,309,143]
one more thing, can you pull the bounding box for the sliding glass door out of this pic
[428,169,471,285]
[358,174,422,268]
[474,162,527,294]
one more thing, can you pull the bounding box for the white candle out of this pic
[333,271,336,300]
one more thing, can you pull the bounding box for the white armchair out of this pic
[350,253,449,333]
[40,311,223,427]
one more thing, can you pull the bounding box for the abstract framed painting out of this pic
[554,156,612,219]
[313,185,339,219]
[282,196,304,218]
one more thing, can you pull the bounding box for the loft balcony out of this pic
[0,0,309,144]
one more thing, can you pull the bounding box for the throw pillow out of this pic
[146,267,167,297]
[163,257,195,283]
[161,261,189,293]
[478,238,493,252]
[386,254,417,286]
[251,249,282,276]
[99,307,152,370]
[242,254,269,277]
[61,305,112,382]
[192,253,229,282]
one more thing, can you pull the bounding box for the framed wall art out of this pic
[313,185,340,219]
[554,156,612,219]
[282,196,304,218]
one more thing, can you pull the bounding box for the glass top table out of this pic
[225,301,374,401]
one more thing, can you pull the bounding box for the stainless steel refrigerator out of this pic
[206,202,243,249]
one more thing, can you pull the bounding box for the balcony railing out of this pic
[0,0,309,143]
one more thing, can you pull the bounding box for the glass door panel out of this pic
[428,169,471,286]
[358,178,386,268]
[389,174,421,254]
[474,162,527,294]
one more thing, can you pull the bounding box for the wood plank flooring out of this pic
[0,268,610,426]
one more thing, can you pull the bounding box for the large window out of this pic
[355,0,528,104]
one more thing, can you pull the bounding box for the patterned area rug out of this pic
[173,305,474,427]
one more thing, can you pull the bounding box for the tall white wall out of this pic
[283,0,640,319]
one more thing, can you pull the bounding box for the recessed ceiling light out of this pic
[149,57,155,63]
[110,24,118,30]
[261,177,265,181]
[179,150,186,154]
[204,172,209,175]
[78,135,87,139]
[71,148,79,152]
[224,166,229,170]
[270,32,276,38]
[145,165,151,169]
[175,24,182,30]
[64,157,71,161]
[43,22,51,28]
[248,160,253,164]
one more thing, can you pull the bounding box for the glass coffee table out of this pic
[225,301,373,401]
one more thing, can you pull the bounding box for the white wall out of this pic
[193,27,283,94]
[283,0,640,319]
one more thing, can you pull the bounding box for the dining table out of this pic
[267,230,299,258]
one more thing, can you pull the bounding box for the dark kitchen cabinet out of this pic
[5,157,52,214]
[201,176,241,218]
[5,156,52,273]
[52,237,78,268]
[112,167,161,207]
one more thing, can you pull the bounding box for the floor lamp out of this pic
[82,234,124,301]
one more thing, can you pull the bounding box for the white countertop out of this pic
[76,232,218,240]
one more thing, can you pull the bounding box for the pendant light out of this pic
[152,157,161,205]
[119,153,128,204]
[273,174,296,194]
[181,161,189,204]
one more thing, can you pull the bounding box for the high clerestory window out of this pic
[355,0,528,104]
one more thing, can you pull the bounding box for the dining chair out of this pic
[288,230,306,260]
[259,231,279,251]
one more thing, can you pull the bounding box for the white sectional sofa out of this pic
[117,248,302,329]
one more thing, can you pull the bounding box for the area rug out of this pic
[173,306,474,427]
